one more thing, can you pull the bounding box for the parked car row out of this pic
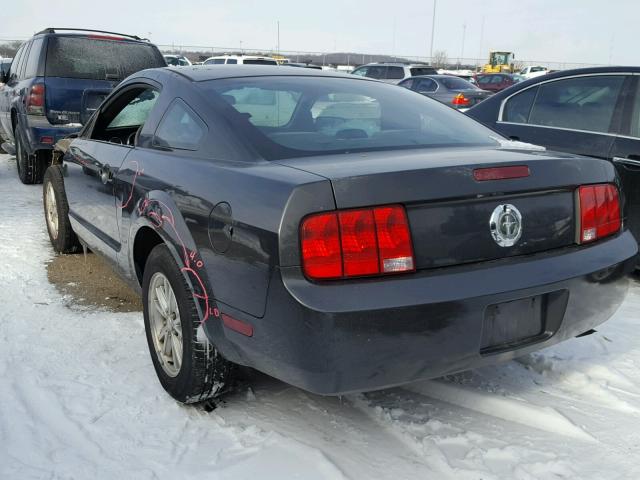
[0,29,637,407]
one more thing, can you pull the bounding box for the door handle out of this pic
[99,165,113,184]
[613,156,640,168]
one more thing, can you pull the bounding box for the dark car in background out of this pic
[0,28,166,184]
[351,62,438,84]
[467,66,640,256]
[476,73,525,93]
[398,75,492,110]
[0,58,11,79]
[42,66,635,404]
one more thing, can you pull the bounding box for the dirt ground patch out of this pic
[47,252,142,312]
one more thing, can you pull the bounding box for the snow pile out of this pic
[0,153,639,479]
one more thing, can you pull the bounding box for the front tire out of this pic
[143,244,233,403]
[43,165,81,253]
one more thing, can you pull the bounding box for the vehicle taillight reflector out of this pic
[473,165,530,181]
[578,184,621,243]
[301,205,415,280]
[452,93,470,106]
[221,313,253,337]
[27,84,45,115]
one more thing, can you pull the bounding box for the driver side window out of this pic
[91,86,159,145]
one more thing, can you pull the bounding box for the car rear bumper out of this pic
[206,230,637,395]
[22,114,81,154]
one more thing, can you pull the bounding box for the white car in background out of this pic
[203,55,279,65]
[163,54,192,67]
[519,65,548,79]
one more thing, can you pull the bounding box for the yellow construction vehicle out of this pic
[482,51,515,73]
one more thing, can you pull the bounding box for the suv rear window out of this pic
[410,67,437,76]
[45,36,165,81]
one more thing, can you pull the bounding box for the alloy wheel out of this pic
[45,182,59,240]
[148,272,183,377]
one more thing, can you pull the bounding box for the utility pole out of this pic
[478,16,485,69]
[429,0,437,62]
[459,23,466,68]
[277,20,280,56]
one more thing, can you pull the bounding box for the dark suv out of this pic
[0,28,166,184]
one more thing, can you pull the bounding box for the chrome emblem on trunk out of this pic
[490,204,522,247]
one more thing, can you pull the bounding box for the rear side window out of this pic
[477,76,492,86]
[226,59,238,64]
[386,66,404,80]
[23,38,44,78]
[45,37,165,81]
[528,76,625,133]
[155,99,206,150]
[10,44,26,80]
[503,86,538,123]
[415,78,437,92]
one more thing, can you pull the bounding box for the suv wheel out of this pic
[43,165,81,253]
[143,244,233,403]
[15,126,47,184]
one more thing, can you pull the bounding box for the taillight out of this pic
[578,184,621,243]
[452,93,470,106]
[27,84,45,115]
[301,205,415,280]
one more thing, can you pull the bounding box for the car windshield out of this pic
[45,37,166,80]
[439,76,478,90]
[201,76,499,160]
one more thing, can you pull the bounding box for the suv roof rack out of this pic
[36,28,146,41]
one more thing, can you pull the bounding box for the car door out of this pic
[609,74,640,246]
[64,83,160,261]
[494,74,628,159]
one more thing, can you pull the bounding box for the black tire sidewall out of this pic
[142,244,209,403]
[42,165,79,253]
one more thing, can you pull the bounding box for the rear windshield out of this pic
[439,76,478,90]
[45,37,166,81]
[243,59,278,65]
[410,67,437,76]
[201,76,498,160]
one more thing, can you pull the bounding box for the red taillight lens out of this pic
[27,84,45,115]
[452,93,470,106]
[301,205,415,280]
[338,209,379,276]
[300,212,342,279]
[578,184,621,243]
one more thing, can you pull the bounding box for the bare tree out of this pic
[0,40,24,58]
[432,50,449,69]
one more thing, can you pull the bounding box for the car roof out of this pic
[406,74,469,80]
[156,65,361,82]
[360,62,435,67]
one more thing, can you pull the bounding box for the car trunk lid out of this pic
[277,147,610,269]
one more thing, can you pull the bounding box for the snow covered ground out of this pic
[1,152,640,479]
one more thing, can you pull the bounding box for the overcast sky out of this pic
[2,0,638,65]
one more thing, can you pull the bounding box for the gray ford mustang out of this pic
[43,65,637,403]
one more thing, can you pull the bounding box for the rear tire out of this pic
[143,244,233,403]
[43,165,81,253]
[15,126,47,184]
